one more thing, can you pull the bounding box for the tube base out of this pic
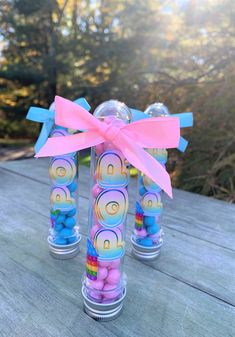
[48,235,81,259]
[82,286,126,321]
[131,235,163,260]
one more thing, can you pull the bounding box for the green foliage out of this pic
[0,0,235,202]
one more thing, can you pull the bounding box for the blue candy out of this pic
[64,217,76,229]
[68,181,77,193]
[59,228,73,238]
[55,214,66,224]
[54,223,64,232]
[67,236,78,244]
[143,216,155,227]
[67,208,76,217]
[54,237,67,245]
[146,223,160,235]
[138,237,153,247]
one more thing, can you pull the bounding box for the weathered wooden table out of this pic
[0,158,235,337]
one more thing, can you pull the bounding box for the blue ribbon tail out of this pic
[73,97,91,111]
[172,112,193,128]
[34,120,54,153]
[130,108,149,122]
[26,107,54,123]
[177,136,189,152]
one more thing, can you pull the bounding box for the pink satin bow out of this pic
[36,96,180,198]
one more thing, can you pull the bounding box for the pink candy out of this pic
[102,283,121,300]
[88,279,104,290]
[106,269,121,285]
[97,267,108,280]
[135,228,147,238]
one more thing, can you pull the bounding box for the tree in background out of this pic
[0,0,235,201]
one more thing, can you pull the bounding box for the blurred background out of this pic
[0,0,234,202]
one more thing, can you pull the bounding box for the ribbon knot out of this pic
[36,96,181,198]
[101,121,122,144]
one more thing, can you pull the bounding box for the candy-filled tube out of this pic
[131,103,169,260]
[48,126,81,259]
[82,100,131,321]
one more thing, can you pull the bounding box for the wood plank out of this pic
[1,167,235,307]
[1,159,235,252]
[0,198,235,337]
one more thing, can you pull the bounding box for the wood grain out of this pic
[0,159,235,337]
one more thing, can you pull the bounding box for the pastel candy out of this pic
[88,290,102,302]
[138,237,153,247]
[98,260,112,268]
[135,228,147,238]
[68,181,77,192]
[59,228,73,238]
[64,217,76,228]
[103,284,120,300]
[110,259,121,269]
[143,216,155,227]
[55,214,66,224]
[54,223,63,232]
[54,237,67,245]
[146,223,159,235]
[67,207,76,216]
[89,279,104,290]
[106,269,121,285]
[92,184,103,198]
[67,236,78,244]
[97,267,108,280]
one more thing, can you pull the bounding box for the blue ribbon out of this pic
[27,97,91,153]
[130,108,193,152]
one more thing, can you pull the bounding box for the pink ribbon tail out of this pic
[35,131,104,157]
[116,133,173,198]
[122,117,180,148]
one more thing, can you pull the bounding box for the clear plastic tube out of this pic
[83,100,131,316]
[131,103,169,260]
[48,125,80,259]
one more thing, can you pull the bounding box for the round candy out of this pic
[59,228,73,239]
[146,223,159,235]
[54,237,67,245]
[143,216,155,227]
[89,279,104,290]
[54,223,63,232]
[135,228,147,238]
[103,284,120,300]
[68,181,77,193]
[67,236,78,244]
[138,237,153,247]
[64,217,76,228]
[67,208,76,217]
[87,290,102,302]
[106,269,121,285]
[97,267,108,280]
[55,214,66,224]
